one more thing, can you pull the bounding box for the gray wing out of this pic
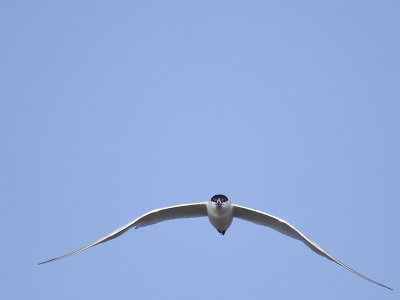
[39,202,208,265]
[233,204,392,290]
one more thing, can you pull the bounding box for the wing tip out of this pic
[38,259,53,265]
[380,283,393,291]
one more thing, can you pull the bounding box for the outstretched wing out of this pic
[233,204,392,290]
[39,202,208,265]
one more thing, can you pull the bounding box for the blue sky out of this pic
[1,1,399,299]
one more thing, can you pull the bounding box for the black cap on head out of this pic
[211,194,228,203]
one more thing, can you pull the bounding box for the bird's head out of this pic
[210,194,229,207]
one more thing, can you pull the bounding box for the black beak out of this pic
[216,200,222,207]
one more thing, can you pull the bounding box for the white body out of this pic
[206,200,233,233]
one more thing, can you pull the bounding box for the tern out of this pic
[39,194,392,290]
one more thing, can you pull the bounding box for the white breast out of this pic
[206,201,234,232]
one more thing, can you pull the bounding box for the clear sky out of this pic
[1,1,399,299]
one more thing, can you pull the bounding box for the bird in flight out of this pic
[39,194,392,290]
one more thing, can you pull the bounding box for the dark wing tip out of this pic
[379,283,394,291]
[38,258,55,265]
